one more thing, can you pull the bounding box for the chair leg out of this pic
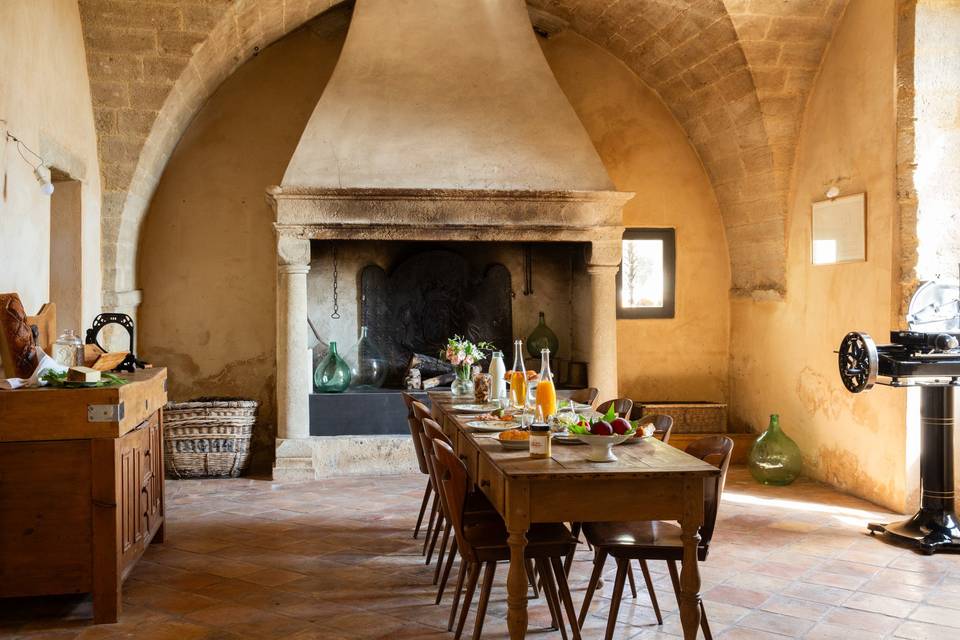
[422,492,439,555]
[426,513,444,565]
[627,560,638,598]
[455,561,481,640]
[577,548,607,629]
[537,559,566,639]
[525,558,540,598]
[448,559,468,631]
[436,539,458,605]
[551,557,582,640]
[471,561,497,640]
[638,560,663,625]
[700,598,713,640]
[563,522,582,577]
[433,522,451,584]
[413,480,432,539]
[666,559,682,609]
[604,559,629,640]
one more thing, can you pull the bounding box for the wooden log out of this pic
[406,353,452,380]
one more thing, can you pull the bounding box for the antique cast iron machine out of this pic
[838,279,960,554]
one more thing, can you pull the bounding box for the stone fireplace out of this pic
[265,0,633,479]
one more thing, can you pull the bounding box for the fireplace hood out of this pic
[282,0,613,192]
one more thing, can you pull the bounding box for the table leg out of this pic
[506,525,529,639]
[678,515,703,639]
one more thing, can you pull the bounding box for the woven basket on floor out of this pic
[164,398,257,479]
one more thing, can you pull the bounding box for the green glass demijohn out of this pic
[314,341,351,393]
[526,311,559,360]
[748,414,802,485]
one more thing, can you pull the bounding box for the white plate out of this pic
[497,438,529,450]
[451,403,500,413]
[466,420,515,432]
[552,432,585,445]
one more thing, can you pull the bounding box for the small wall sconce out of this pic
[825,185,841,199]
[4,130,54,196]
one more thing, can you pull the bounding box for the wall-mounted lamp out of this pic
[825,185,841,199]
[4,131,54,196]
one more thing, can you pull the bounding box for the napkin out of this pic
[0,347,69,390]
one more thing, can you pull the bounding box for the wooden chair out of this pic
[634,412,675,444]
[403,393,433,541]
[563,387,598,407]
[432,439,583,640]
[412,401,443,556]
[596,397,634,419]
[578,436,735,640]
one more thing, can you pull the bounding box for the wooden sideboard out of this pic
[0,368,167,623]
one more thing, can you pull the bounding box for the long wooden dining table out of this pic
[429,391,719,640]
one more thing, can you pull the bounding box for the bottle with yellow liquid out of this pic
[510,339,527,410]
[535,348,557,420]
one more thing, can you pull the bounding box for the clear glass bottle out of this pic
[510,339,527,410]
[346,326,387,389]
[535,348,557,420]
[314,341,352,393]
[52,329,83,367]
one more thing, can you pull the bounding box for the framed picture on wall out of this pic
[811,193,866,265]
[617,228,676,319]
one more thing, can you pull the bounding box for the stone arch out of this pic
[80,0,846,312]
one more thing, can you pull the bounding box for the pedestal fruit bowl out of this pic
[575,433,634,462]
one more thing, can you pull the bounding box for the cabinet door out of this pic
[143,414,163,533]
[117,423,148,562]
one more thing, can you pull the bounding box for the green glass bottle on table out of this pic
[314,341,352,393]
[748,414,802,485]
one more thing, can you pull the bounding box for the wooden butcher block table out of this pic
[0,368,167,623]
[429,391,719,640]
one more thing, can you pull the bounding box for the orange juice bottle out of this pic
[510,339,527,409]
[535,348,557,419]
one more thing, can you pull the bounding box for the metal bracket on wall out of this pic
[88,402,125,423]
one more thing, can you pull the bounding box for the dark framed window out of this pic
[616,228,676,319]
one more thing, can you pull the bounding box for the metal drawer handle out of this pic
[458,455,467,461]
[479,479,490,487]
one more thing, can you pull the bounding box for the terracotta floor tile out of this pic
[8,467,959,639]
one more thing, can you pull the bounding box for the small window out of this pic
[617,228,675,319]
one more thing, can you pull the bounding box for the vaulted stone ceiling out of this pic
[78,0,847,311]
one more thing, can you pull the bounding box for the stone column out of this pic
[276,236,311,443]
[585,239,621,402]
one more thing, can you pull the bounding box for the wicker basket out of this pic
[638,401,727,434]
[164,398,257,478]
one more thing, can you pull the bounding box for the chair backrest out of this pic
[684,435,734,550]
[422,417,453,449]
[400,392,430,474]
[403,393,429,475]
[432,438,477,563]
[419,418,454,520]
[564,387,599,407]
[596,397,634,419]
[634,413,675,444]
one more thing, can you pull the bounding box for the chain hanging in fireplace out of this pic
[330,245,341,320]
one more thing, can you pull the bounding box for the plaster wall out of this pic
[0,1,102,330]
[729,0,912,512]
[137,11,731,468]
[541,33,731,404]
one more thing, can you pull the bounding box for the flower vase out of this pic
[748,414,802,485]
[314,341,351,393]
[451,367,475,399]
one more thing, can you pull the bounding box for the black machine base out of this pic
[868,509,960,555]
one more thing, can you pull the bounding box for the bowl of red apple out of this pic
[563,411,652,462]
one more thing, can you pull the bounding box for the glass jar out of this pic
[748,414,802,485]
[529,422,552,459]
[473,372,492,403]
[52,329,83,367]
[314,341,352,393]
[346,326,387,389]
